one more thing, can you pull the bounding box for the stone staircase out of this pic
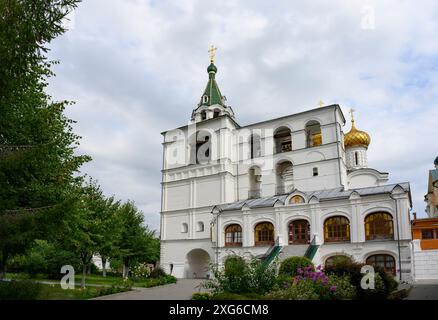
[278,244,309,260]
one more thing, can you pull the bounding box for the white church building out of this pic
[159,52,413,282]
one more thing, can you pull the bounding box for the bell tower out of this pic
[191,45,235,123]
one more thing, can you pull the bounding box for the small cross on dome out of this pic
[208,45,217,63]
[349,108,356,123]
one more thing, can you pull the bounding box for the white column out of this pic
[275,209,282,245]
[351,200,360,243]
[243,211,251,247]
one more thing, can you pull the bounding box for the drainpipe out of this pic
[214,210,222,268]
[390,194,403,282]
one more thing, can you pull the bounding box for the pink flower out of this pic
[330,285,337,292]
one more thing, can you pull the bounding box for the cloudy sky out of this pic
[47,0,438,231]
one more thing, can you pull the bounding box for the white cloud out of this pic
[47,0,438,230]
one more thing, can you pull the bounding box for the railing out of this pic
[261,237,281,268]
[304,236,319,260]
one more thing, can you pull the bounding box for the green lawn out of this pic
[5,273,177,289]
[0,281,131,300]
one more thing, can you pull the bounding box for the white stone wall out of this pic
[411,240,438,280]
[159,105,413,280]
[346,146,368,170]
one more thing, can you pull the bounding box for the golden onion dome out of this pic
[344,111,371,149]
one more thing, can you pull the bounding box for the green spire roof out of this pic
[199,62,225,107]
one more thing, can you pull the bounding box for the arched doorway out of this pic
[288,220,310,244]
[186,249,211,279]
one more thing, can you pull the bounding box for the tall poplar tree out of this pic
[0,0,89,278]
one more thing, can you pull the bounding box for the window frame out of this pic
[324,216,351,243]
[366,254,396,275]
[254,222,275,246]
[224,224,242,247]
[365,212,394,241]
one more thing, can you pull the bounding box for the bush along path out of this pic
[1,269,177,300]
[193,255,401,300]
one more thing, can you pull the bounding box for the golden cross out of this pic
[208,45,217,63]
[349,108,356,123]
[318,100,324,107]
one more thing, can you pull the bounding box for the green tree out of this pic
[95,196,123,277]
[60,180,104,288]
[0,0,88,278]
[116,201,159,278]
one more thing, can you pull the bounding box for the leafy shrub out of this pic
[326,255,352,267]
[140,275,177,288]
[278,256,314,277]
[0,280,42,300]
[275,274,293,290]
[94,285,131,297]
[203,256,276,295]
[246,258,277,295]
[327,275,356,300]
[222,255,249,293]
[9,240,80,279]
[359,273,387,299]
[115,278,135,288]
[267,280,319,300]
[191,292,211,300]
[149,267,166,279]
[211,292,263,300]
[131,263,152,280]
[267,266,355,300]
[324,259,398,299]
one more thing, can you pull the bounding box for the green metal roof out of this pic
[199,63,225,107]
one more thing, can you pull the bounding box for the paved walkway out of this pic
[92,279,208,300]
[406,280,438,300]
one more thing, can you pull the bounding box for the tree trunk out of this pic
[102,257,107,277]
[87,264,91,275]
[122,261,129,279]
[0,251,8,280]
[81,264,86,289]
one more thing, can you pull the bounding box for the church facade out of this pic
[159,53,413,282]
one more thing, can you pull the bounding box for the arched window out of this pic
[324,216,350,242]
[197,221,204,232]
[213,109,220,118]
[249,134,261,159]
[289,195,304,204]
[365,212,394,240]
[355,152,359,165]
[181,223,188,233]
[274,127,292,154]
[288,220,310,244]
[313,167,319,176]
[201,110,207,120]
[254,222,275,246]
[225,224,242,247]
[366,254,396,275]
[195,131,211,164]
[325,255,352,268]
[305,121,322,147]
